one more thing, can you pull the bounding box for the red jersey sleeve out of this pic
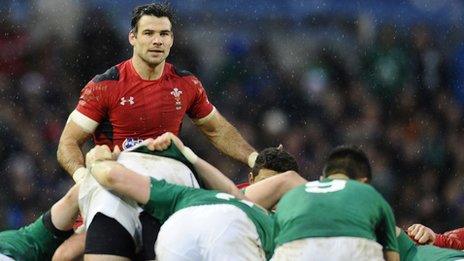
[236,182,250,189]
[76,80,108,123]
[434,227,464,250]
[186,76,214,120]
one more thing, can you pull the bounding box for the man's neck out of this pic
[131,56,165,80]
[326,173,349,180]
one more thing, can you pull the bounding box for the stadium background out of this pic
[1,0,464,234]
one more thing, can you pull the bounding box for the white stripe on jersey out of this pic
[192,107,217,125]
[67,110,99,133]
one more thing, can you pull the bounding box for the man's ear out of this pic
[248,172,254,184]
[128,30,136,46]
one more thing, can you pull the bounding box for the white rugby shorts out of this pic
[155,204,266,261]
[271,236,384,261]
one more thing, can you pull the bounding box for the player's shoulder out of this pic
[91,60,128,83]
[91,66,119,83]
[166,63,202,84]
[350,181,388,204]
[166,63,205,93]
[168,63,195,78]
[348,180,380,194]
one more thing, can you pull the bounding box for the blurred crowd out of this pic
[1,2,464,235]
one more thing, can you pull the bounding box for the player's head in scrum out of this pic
[250,146,299,184]
[321,145,372,183]
[129,3,175,67]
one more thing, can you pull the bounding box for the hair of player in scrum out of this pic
[251,147,299,178]
[322,145,372,182]
[130,2,176,33]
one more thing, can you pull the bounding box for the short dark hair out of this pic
[131,2,175,33]
[251,147,299,178]
[323,145,372,182]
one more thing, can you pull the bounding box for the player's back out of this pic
[274,178,394,246]
[143,178,275,258]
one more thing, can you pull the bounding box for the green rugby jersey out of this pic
[0,215,70,261]
[398,230,464,261]
[274,178,398,253]
[143,177,275,259]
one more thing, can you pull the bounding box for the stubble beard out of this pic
[142,55,164,68]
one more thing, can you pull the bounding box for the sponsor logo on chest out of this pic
[122,137,144,150]
[170,88,183,110]
[120,96,135,105]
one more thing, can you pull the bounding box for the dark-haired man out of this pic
[272,146,399,261]
[57,2,257,260]
[0,185,79,261]
[236,145,298,188]
[250,146,299,183]
[242,146,307,210]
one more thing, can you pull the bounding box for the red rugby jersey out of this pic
[76,59,214,149]
[434,227,464,250]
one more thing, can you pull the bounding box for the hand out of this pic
[86,145,119,167]
[112,145,121,158]
[145,132,198,163]
[407,224,436,244]
[145,132,185,151]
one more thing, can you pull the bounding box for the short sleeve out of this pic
[376,196,399,252]
[75,80,108,123]
[142,178,187,222]
[186,76,214,120]
[434,228,464,249]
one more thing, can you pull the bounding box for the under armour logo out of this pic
[120,97,135,105]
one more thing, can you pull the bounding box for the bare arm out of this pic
[192,157,244,199]
[196,111,256,167]
[85,145,150,203]
[90,159,244,207]
[90,160,151,204]
[245,171,307,210]
[57,120,92,177]
[52,233,85,261]
[50,185,80,231]
[383,251,400,261]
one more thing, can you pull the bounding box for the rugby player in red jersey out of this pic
[56,3,257,260]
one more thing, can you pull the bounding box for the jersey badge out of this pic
[170,88,183,110]
[122,137,144,150]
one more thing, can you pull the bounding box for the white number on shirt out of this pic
[215,193,255,207]
[305,180,347,193]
